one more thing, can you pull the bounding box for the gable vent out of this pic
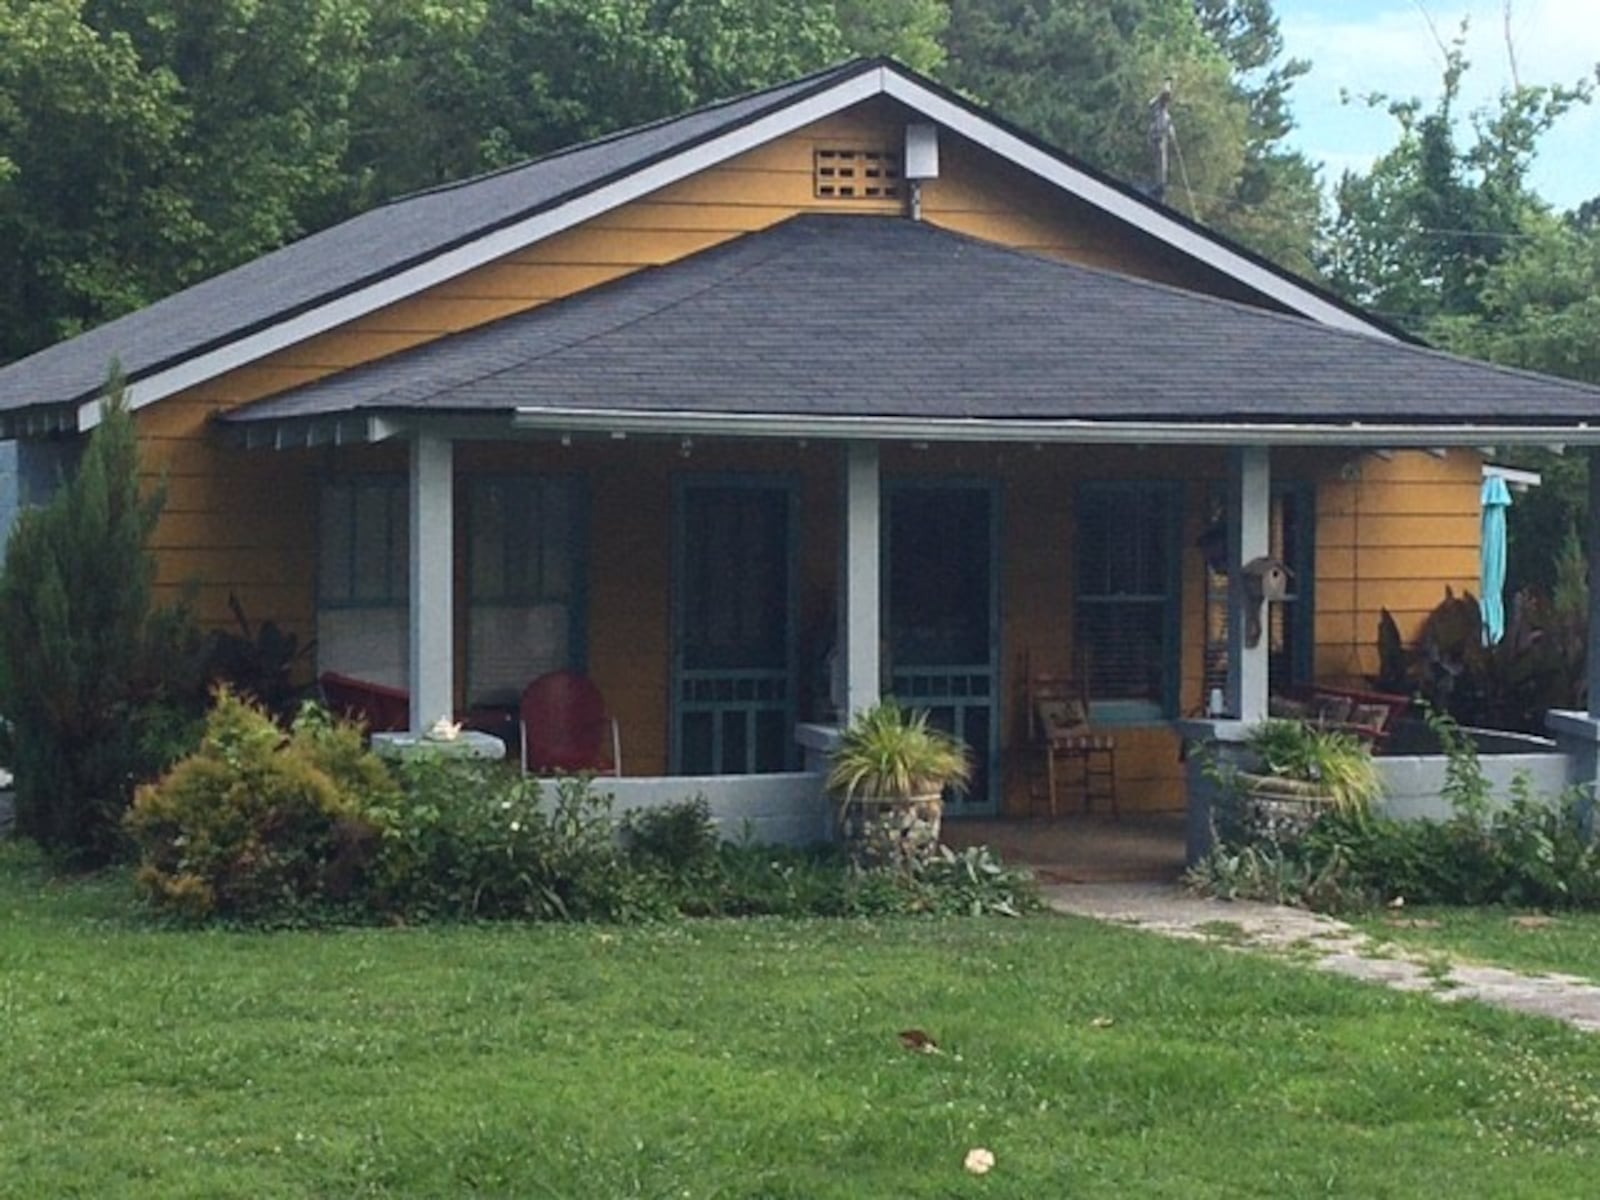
[814,147,902,199]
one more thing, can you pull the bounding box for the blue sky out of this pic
[1273,0,1600,210]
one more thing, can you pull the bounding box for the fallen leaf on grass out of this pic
[1090,1016,1115,1028]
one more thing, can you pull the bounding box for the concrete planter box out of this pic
[1376,729,1575,822]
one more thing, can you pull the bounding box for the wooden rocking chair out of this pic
[1030,673,1118,819]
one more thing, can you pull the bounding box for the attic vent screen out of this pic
[814,147,902,199]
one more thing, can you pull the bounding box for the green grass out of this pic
[5,844,1600,1198]
[1358,907,1600,981]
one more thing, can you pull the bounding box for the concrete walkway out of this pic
[1044,882,1600,1035]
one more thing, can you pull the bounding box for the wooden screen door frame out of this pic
[670,473,800,775]
[883,478,1002,815]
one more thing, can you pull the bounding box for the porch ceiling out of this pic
[221,215,1600,442]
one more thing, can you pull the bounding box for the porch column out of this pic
[1545,447,1600,830]
[1588,447,1600,719]
[840,440,881,719]
[1226,444,1271,723]
[408,430,454,734]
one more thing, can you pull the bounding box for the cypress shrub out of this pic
[0,375,200,864]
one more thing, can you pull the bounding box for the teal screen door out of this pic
[886,484,998,814]
[673,481,797,774]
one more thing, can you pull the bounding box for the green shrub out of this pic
[371,759,662,922]
[0,381,207,864]
[125,688,388,920]
[127,706,1041,927]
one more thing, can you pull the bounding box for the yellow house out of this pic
[4,58,1600,826]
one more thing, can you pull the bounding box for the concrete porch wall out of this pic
[601,772,831,848]
[1376,736,1576,823]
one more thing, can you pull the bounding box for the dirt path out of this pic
[1044,882,1600,1035]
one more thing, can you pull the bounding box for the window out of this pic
[1075,483,1180,720]
[466,476,582,704]
[469,476,575,606]
[317,476,409,687]
[319,476,407,606]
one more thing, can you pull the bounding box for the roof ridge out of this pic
[379,58,880,208]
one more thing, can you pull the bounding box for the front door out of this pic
[886,482,999,814]
[672,478,797,774]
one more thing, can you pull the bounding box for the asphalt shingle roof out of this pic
[222,215,1600,427]
[0,61,869,415]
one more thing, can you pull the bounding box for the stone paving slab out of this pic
[1044,881,1600,1035]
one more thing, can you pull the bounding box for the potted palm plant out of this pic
[826,699,971,868]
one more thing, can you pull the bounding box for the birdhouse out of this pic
[1242,556,1292,603]
[1241,556,1292,648]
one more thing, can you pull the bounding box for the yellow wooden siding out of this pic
[1310,450,1481,685]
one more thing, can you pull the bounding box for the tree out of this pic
[0,375,200,864]
[834,0,949,73]
[1320,34,1589,334]
[940,0,1319,272]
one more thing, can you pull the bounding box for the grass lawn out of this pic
[1357,907,1600,981]
[4,845,1600,1198]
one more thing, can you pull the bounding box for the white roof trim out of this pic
[77,68,888,431]
[1483,463,1543,490]
[78,61,1399,432]
[878,74,1394,340]
[507,406,1598,447]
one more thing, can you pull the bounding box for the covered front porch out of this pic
[226,411,1525,823]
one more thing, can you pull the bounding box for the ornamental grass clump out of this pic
[1244,718,1382,819]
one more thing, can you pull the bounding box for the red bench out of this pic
[1270,684,1411,745]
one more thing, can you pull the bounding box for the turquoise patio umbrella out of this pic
[1479,475,1512,645]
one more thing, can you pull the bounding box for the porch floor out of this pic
[944,813,1187,884]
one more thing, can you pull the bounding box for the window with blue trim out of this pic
[319,476,407,607]
[1075,483,1180,720]
[466,475,581,705]
[468,476,575,605]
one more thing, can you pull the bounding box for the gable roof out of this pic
[220,215,1600,444]
[0,57,1404,437]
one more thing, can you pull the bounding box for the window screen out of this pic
[319,477,407,607]
[1075,483,1179,718]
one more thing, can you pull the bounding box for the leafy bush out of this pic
[125,688,392,920]
[371,758,660,922]
[621,796,721,880]
[128,698,1040,927]
[1192,705,1600,913]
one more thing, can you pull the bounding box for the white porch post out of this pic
[408,430,454,734]
[840,440,882,719]
[1226,445,1271,722]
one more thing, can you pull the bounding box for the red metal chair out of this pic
[519,670,621,776]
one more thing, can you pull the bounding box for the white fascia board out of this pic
[1483,463,1543,489]
[76,69,888,433]
[879,75,1394,341]
[510,406,1600,447]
